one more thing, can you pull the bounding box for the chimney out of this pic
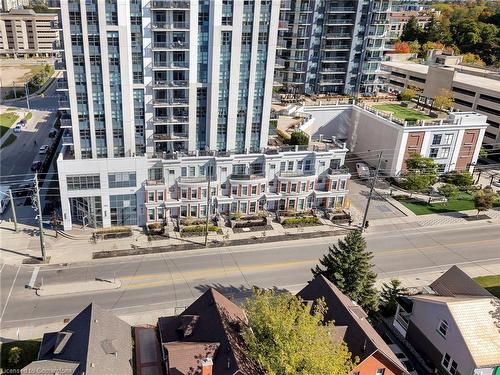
[201,357,213,375]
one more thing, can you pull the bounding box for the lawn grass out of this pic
[372,103,432,121]
[473,275,500,298]
[0,112,18,137]
[0,339,41,371]
[395,193,475,215]
[1,134,17,148]
[26,112,33,120]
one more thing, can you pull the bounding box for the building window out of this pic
[251,186,257,195]
[438,319,448,337]
[191,189,198,199]
[157,191,164,201]
[440,148,450,158]
[242,186,248,196]
[148,192,155,202]
[67,175,101,190]
[281,183,287,192]
[376,369,385,375]
[148,209,155,221]
[432,134,442,145]
[443,134,453,145]
[442,353,458,375]
[429,148,439,158]
[108,172,136,188]
[110,194,137,225]
[181,189,188,199]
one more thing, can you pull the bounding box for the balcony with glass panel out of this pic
[60,112,72,128]
[152,33,189,50]
[323,43,351,51]
[153,91,189,107]
[58,94,70,109]
[62,129,74,145]
[153,123,188,142]
[56,75,68,91]
[150,0,190,10]
[153,108,189,124]
[324,17,355,25]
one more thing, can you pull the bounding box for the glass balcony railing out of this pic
[153,60,189,68]
[151,21,189,29]
[150,0,190,9]
[152,41,189,49]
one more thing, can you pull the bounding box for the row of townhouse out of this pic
[57,141,350,230]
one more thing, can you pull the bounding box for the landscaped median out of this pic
[279,210,320,228]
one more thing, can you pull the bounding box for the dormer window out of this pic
[438,319,448,337]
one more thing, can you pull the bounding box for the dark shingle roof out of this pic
[158,288,264,375]
[430,265,492,297]
[34,303,132,375]
[298,276,407,373]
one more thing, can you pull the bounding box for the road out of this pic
[1,223,499,330]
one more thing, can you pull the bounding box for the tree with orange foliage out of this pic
[394,41,410,53]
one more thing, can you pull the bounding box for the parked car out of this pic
[13,124,22,133]
[18,119,26,127]
[13,182,32,197]
[39,145,49,154]
[48,129,58,138]
[356,162,371,179]
[30,161,42,172]
[388,344,417,375]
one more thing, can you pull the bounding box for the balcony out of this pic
[151,21,189,30]
[229,173,266,182]
[324,19,354,25]
[62,130,73,145]
[328,167,350,175]
[320,67,346,73]
[150,0,190,9]
[323,45,350,51]
[153,98,189,107]
[153,60,189,69]
[278,20,288,30]
[276,40,288,49]
[153,133,188,141]
[60,114,72,128]
[154,116,189,124]
[326,6,356,12]
[279,170,315,178]
[152,41,189,49]
[281,0,292,10]
[275,58,285,69]
[47,0,60,8]
[51,20,61,29]
[324,32,351,39]
[56,79,68,91]
[52,40,64,50]
[319,79,345,85]
[54,59,66,71]
[153,79,188,88]
[322,55,349,63]
[58,97,70,109]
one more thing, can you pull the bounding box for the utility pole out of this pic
[34,173,46,262]
[204,167,212,247]
[24,83,30,111]
[8,189,19,233]
[361,151,383,232]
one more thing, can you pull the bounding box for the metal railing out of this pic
[153,60,189,68]
[153,80,188,87]
[153,116,189,124]
[151,21,189,29]
[153,133,188,140]
[152,41,189,49]
[153,98,189,106]
[150,0,190,9]
[326,6,355,12]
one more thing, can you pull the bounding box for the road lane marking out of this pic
[0,263,5,274]
[27,267,40,289]
[0,266,20,322]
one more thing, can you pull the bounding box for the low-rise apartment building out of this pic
[299,103,488,175]
[57,142,350,230]
[0,8,60,58]
[393,266,500,375]
[388,10,437,38]
[381,60,500,148]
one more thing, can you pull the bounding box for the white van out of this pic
[356,162,371,179]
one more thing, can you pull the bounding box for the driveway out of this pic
[344,158,406,222]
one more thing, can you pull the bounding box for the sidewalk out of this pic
[1,206,499,266]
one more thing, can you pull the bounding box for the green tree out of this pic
[380,279,408,316]
[289,131,309,146]
[398,88,417,101]
[474,187,495,218]
[438,184,459,203]
[425,15,442,42]
[479,147,489,159]
[408,40,421,54]
[401,16,424,43]
[462,52,486,66]
[443,171,474,187]
[312,230,379,313]
[242,288,355,375]
[8,346,22,366]
[402,153,438,192]
[433,89,454,111]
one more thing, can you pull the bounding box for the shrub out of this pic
[438,184,459,198]
[181,225,218,234]
[442,171,474,187]
[289,131,309,146]
[282,217,319,226]
[95,227,132,235]
[8,347,22,366]
[398,88,417,102]
[147,223,162,230]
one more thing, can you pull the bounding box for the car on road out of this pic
[48,129,58,138]
[31,161,42,172]
[356,162,371,179]
[13,124,22,133]
[39,145,50,154]
[388,344,417,375]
